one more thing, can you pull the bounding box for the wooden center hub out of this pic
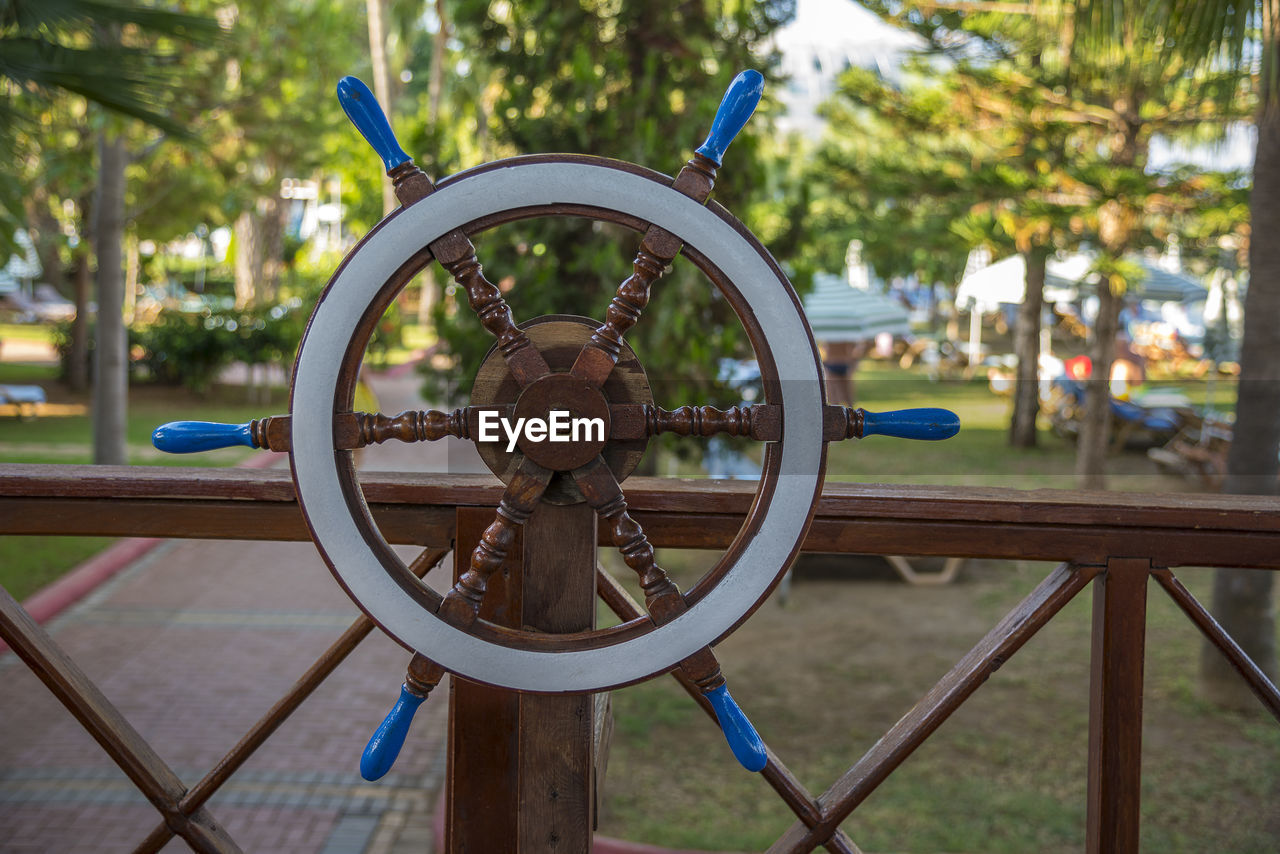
[511,373,611,470]
[471,315,653,504]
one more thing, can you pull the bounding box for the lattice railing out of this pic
[2,464,1279,853]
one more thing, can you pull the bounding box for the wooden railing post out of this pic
[445,502,597,853]
[1086,557,1149,854]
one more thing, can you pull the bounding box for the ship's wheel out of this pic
[153,72,958,779]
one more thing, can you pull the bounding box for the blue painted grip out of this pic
[705,682,767,772]
[337,76,411,172]
[861,408,960,441]
[361,684,426,781]
[152,421,256,454]
[695,69,765,166]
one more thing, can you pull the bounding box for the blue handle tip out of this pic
[695,69,765,166]
[706,683,767,772]
[860,408,960,441]
[360,685,426,781]
[337,75,412,173]
[152,421,257,454]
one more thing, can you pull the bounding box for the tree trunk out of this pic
[68,250,92,392]
[123,233,139,324]
[233,198,286,309]
[233,208,261,309]
[416,0,450,326]
[24,185,63,295]
[1010,246,1048,447]
[1075,281,1118,489]
[1202,95,1280,708]
[258,195,285,306]
[92,130,129,466]
[366,0,396,215]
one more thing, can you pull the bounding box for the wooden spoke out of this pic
[383,159,551,387]
[570,156,724,388]
[194,409,474,453]
[432,231,551,387]
[571,456,684,621]
[436,458,554,628]
[608,403,781,442]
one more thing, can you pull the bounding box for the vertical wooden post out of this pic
[1086,557,1149,854]
[445,501,597,853]
[519,501,597,851]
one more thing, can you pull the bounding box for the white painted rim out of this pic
[292,160,822,692]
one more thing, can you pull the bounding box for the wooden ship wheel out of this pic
[154,71,959,841]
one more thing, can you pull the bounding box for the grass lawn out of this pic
[0,323,56,344]
[595,361,1270,851]
[825,361,1230,492]
[596,555,1280,852]
[0,372,289,601]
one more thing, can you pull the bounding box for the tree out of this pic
[1142,0,1280,707]
[209,0,368,309]
[809,14,1089,448]
[832,2,1250,485]
[2,1,219,463]
[418,0,796,407]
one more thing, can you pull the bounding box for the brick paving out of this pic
[0,370,488,853]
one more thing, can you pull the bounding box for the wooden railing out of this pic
[2,463,1279,853]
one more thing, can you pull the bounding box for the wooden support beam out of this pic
[1086,557,1149,854]
[518,502,597,851]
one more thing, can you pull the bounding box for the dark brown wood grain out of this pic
[1150,569,1280,722]
[1086,558,1149,854]
[386,159,550,388]
[634,403,781,442]
[570,153,719,388]
[517,501,597,852]
[767,563,1098,853]
[438,461,552,628]
[470,318,654,502]
[247,409,472,452]
[5,467,1280,569]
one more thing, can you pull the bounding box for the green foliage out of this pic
[419,0,795,406]
[130,301,308,394]
[0,0,221,253]
[810,2,1254,294]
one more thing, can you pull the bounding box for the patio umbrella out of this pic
[802,272,911,342]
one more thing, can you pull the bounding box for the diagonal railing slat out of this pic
[595,566,864,854]
[1151,568,1280,723]
[767,562,1099,853]
[131,547,451,854]
[0,584,243,853]
[4,464,1280,852]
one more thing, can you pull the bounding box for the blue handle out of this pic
[695,70,765,166]
[337,75,411,172]
[705,682,767,772]
[360,684,426,781]
[152,421,257,454]
[861,408,961,441]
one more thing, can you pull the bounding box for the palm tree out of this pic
[2,0,218,463]
[1070,0,1279,705]
[1167,0,1280,707]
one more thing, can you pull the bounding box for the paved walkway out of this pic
[0,369,487,853]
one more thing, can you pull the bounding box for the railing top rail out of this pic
[3,463,1279,568]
